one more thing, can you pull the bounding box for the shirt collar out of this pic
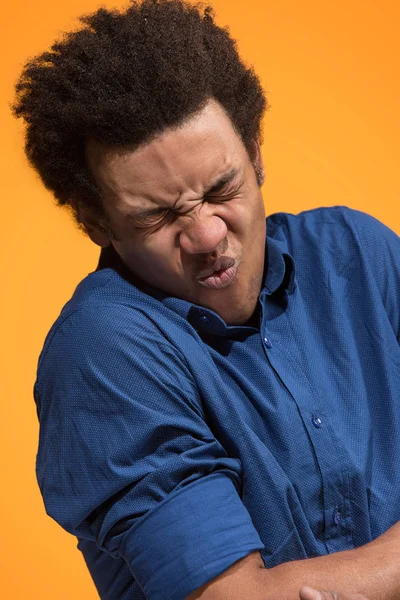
[96,233,296,336]
[263,236,296,296]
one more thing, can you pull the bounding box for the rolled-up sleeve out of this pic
[120,473,264,599]
[34,303,264,599]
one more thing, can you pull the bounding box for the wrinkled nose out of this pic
[179,214,228,255]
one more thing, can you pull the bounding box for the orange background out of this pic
[1,0,399,597]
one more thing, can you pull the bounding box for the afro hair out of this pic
[13,0,268,223]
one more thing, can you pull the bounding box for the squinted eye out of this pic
[129,209,170,228]
[206,186,239,203]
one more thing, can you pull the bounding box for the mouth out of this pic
[196,257,239,290]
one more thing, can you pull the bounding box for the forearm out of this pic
[266,531,397,599]
[187,523,400,600]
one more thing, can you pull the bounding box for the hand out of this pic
[299,586,369,600]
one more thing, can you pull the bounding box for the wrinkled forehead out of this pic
[85,99,248,207]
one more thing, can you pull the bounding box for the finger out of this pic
[299,589,369,600]
[298,587,343,600]
[299,587,322,600]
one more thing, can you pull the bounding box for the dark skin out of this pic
[79,100,267,327]
[77,100,394,600]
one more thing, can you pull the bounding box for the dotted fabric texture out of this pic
[34,206,400,599]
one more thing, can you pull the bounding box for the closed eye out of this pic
[127,183,241,230]
[206,186,240,203]
[127,208,170,228]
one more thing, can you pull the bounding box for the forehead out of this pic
[86,100,248,210]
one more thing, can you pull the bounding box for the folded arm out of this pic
[187,521,400,600]
[36,301,399,600]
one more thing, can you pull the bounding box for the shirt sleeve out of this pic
[34,304,264,600]
[345,208,400,341]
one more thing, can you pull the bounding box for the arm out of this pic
[186,209,400,600]
[35,304,264,599]
[187,521,400,600]
[36,287,399,600]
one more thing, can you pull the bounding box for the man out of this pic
[13,0,399,598]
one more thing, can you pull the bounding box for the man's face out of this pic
[85,100,266,325]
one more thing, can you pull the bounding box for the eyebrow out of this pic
[126,167,239,221]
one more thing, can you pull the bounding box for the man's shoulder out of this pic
[266,206,400,321]
[37,267,174,371]
[266,205,397,258]
[267,204,365,235]
[47,267,148,327]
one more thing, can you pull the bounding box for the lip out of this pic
[196,256,236,279]
[196,258,239,290]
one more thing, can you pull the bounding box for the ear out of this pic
[252,139,265,187]
[70,200,112,248]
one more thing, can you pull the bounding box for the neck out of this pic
[243,304,261,329]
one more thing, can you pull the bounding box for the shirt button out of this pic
[312,416,322,429]
[333,509,342,525]
[199,315,210,326]
[263,337,272,349]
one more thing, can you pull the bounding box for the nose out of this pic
[178,211,228,255]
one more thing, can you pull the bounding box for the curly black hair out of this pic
[13,0,268,224]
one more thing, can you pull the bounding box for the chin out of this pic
[208,282,259,324]
[214,298,258,326]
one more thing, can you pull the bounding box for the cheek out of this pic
[127,232,180,275]
[232,193,265,231]
[248,194,266,230]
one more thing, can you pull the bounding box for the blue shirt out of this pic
[34,206,400,600]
